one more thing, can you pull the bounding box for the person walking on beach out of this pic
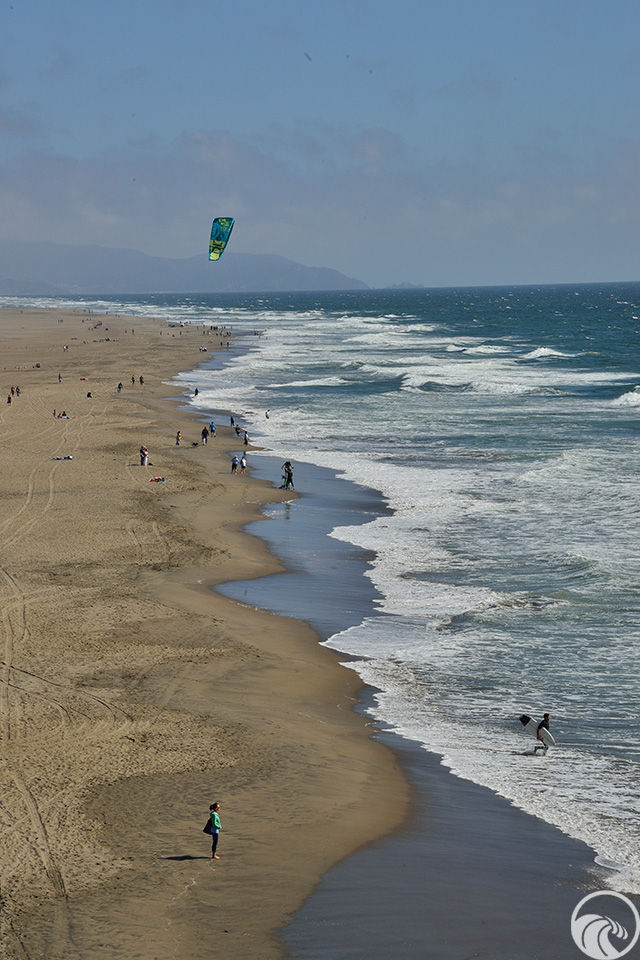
[201,427,209,445]
[231,455,239,474]
[240,454,247,474]
[140,445,149,466]
[209,802,221,859]
[209,421,216,437]
[176,431,182,446]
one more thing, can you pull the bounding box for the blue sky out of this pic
[0,0,638,287]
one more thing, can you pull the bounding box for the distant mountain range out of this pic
[0,241,368,295]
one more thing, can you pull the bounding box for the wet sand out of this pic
[0,306,408,960]
[287,732,599,960]
[217,456,610,960]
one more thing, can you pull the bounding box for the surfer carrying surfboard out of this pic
[536,713,551,744]
[518,713,555,753]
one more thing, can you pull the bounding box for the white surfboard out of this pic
[519,714,555,747]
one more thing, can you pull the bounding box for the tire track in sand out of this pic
[0,567,30,742]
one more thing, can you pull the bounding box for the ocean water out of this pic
[6,283,640,892]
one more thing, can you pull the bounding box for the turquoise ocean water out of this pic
[6,282,640,893]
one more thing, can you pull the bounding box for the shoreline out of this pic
[210,445,612,957]
[288,728,600,960]
[0,305,409,960]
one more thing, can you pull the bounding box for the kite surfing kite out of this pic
[209,217,235,260]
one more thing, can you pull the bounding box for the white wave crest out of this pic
[463,344,512,355]
[522,346,579,360]
[611,389,640,407]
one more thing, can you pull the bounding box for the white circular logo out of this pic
[571,891,640,959]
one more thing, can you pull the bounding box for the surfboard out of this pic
[519,714,555,747]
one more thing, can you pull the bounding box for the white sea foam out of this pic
[611,388,640,407]
[329,648,640,895]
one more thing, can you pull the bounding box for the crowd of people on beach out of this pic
[12,352,296,506]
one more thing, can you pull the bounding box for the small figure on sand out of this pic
[240,454,247,474]
[140,445,149,466]
[176,431,182,445]
[201,427,209,445]
[231,455,239,474]
[209,802,221,859]
[243,431,249,446]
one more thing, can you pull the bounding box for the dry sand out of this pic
[0,307,408,960]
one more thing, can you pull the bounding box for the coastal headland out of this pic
[0,306,408,960]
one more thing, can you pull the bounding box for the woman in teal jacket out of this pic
[209,802,221,859]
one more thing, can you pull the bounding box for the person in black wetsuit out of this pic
[535,713,551,752]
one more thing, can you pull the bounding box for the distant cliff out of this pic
[0,241,368,294]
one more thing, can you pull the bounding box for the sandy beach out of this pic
[0,306,408,960]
